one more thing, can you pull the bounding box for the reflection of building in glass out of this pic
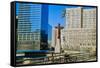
[62,7,96,53]
[16,3,48,51]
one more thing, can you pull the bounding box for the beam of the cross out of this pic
[55,24,64,39]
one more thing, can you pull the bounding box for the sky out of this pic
[48,5,66,28]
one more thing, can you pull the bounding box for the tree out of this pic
[62,9,66,18]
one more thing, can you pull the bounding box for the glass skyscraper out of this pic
[16,3,48,51]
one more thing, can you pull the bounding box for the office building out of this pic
[62,7,96,53]
[16,3,48,51]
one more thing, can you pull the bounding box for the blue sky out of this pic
[48,5,66,27]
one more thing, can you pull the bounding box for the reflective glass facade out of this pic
[16,3,48,51]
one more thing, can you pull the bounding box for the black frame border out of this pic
[10,1,98,67]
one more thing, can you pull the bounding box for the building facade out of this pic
[16,3,48,51]
[62,7,96,53]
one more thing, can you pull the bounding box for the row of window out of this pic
[18,36,40,40]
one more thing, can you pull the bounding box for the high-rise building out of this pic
[16,3,48,51]
[62,7,96,53]
[83,8,96,28]
[66,7,82,28]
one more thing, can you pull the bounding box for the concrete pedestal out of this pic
[55,39,61,53]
